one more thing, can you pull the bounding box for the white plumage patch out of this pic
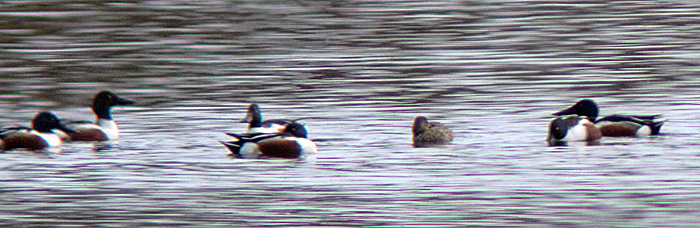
[636,125,651,137]
[238,141,262,158]
[97,119,119,140]
[295,138,318,154]
[247,125,285,134]
[35,131,63,147]
[564,118,589,141]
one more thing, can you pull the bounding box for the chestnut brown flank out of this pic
[68,128,109,141]
[3,133,49,150]
[599,124,637,137]
[258,140,302,158]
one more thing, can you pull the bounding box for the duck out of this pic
[221,122,317,159]
[553,99,665,137]
[0,111,78,151]
[240,103,298,134]
[547,115,602,146]
[61,91,134,141]
[412,116,453,147]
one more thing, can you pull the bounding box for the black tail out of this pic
[597,115,665,135]
[220,141,244,158]
[648,119,665,135]
[225,132,279,141]
[221,132,283,158]
[225,132,242,140]
[634,115,665,135]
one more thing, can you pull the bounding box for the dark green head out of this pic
[553,99,598,122]
[283,122,308,138]
[548,117,568,141]
[92,91,135,120]
[32,111,77,133]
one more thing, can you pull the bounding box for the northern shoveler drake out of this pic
[0,111,77,151]
[412,116,453,147]
[240,103,298,134]
[61,91,135,141]
[221,122,317,159]
[553,99,665,137]
[547,115,602,146]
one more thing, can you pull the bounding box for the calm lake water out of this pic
[2,0,700,227]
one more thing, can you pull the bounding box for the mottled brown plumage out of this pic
[412,116,453,147]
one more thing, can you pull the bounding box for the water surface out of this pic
[2,1,700,227]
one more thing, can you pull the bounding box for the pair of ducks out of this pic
[0,91,135,151]
[411,99,665,148]
[548,99,665,145]
[221,104,318,159]
[221,104,457,158]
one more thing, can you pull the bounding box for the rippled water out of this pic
[2,0,700,227]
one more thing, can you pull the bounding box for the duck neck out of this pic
[92,103,113,120]
[248,113,263,128]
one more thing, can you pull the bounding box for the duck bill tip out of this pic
[117,98,136,105]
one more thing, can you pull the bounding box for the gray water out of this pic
[2,0,700,227]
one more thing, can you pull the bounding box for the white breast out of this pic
[97,119,120,140]
[35,132,63,147]
[563,119,589,141]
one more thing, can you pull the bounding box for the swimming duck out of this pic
[0,111,77,150]
[221,122,317,159]
[61,91,134,141]
[240,103,297,134]
[553,99,664,137]
[412,116,453,147]
[547,115,602,145]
